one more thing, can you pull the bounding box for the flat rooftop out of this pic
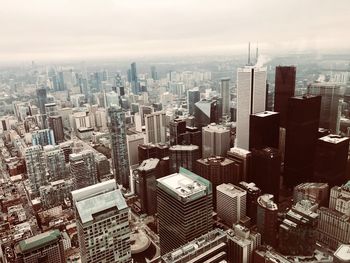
[170,145,199,151]
[319,134,349,144]
[18,230,61,253]
[253,111,279,117]
[217,183,246,197]
[334,245,350,262]
[138,158,159,171]
[258,194,278,210]
[157,167,211,202]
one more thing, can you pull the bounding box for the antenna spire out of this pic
[248,42,251,65]
[256,42,259,64]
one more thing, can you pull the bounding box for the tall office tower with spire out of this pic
[187,88,200,115]
[25,145,47,195]
[70,150,97,190]
[236,65,267,150]
[157,168,212,255]
[257,194,278,247]
[220,78,231,118]
[274,66,296,128]
[145,111,167,144]
[108,106,130,188]
[314,135,349,187]
[308,83,341,133]
[130,62,138,94]
[43,145,66,182]
[284,95,321,188]
[48,115,64,143]
[72,180,131,263]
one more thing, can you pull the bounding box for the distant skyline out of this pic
[1,0,350,62]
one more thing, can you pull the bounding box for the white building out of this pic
[145,111,167,144]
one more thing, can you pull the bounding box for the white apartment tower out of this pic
[145,111,167,144]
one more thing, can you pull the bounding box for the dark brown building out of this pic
[239,181,261,225]
[48,115,64,143]
[169,145,200,173]
[138,143,169,164]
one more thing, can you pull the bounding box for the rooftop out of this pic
[170,144,199,151]
[217,183,246,197]
[253,111,279,117]
[258,194,278,210]
[319,134,349,144]
[334,245,350,262]
[18,230,61,253]
[138,158,159,171]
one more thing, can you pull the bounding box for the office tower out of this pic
[45,103,59,117]
[105,91,119,107]
[72,180,131,263]
[329,181,350,215]
[161,229,227,263]
[216,183,246,226]
[227,147,252,183]
[157,168,212,254]
[251,147,281,202]
[108,106,130,188]
[70,150,97,190]
[284,95,321,188]
[95,153,111,181]
[196,156,239,208]
[187,88,200,115]
[314,135,349,187]
[279,201,319,256]
[134,158,160,215]
[221,78,231,117]
[236,66,267,150]
[130,62,138,94]
[39,179,74,208]
[227,224,261,263]
[308,83,341,133]
[202,124,231,158]
[334,245,350,263]
[59,141,73,163]
[25,145,46,194]
[138,143,169,164]
[145,111,167,144]
[43,145,66,181]
[151,65,157,80]
[36,87,48,115]
[194,99,218,128]
[257,194,278,247]
[32,129,55,146]
[249,111,279,150]
[15,230,65,263]
[169,118,187,145]
[274,66,296,128]
[169,145,200,173]
[293,182,329,206]
[127,134,145,166]
[48,115,64,143]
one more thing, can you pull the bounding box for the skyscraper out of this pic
[32,129,55,146]
[145,111,167,144]
[249,111,279,150]
[70,150,97,190]
[308,83,341,133]
[25,145,46,194]
[36,87,47,115]
[48,115,64,143]
[314,134,349,187]
[72,180,131,263]
[194,99,218,128]
[187,88,200,115]
[157,167,212,254]
[221,78,231,117]
[108,106,130,188]
[202,123,231,158]
[257,194,278,247]
[227,147,252,183]
[43,145,66,181]
[274,66,296,128]
[293,182,329,206]
[151,65,157,80]
[130,62,138,94]
[216,183,246,226]
[236,66,267,150]
[239,182,261,225]
[284,95,321,188]
[169,145,200,173]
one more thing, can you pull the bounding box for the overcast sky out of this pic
[0,0,349,62]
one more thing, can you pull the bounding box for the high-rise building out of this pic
[227,224,261,263]
[72,180,131,263]
[216,183,246,226]
[25,145,46,194]
[151,65,157,80]
[70,150,97,190]
[308,83,341,133]
[329,181,350,216]
[227,147,252,183]
[45,103,59,118]
[36,87,47,115]
[127,133,145,166]
[284,95,321,188]
[239,182,261,225]
[43,145,66,181]
[145,111,167,144]
[279,200,319,256]
[15,230,65,263]
[108,106,130,188]
[39,179,73,209]
[257,194,278,247]
[157,168,212,254]
[202,124,231,158]
[187,88,200,116]
[196,156,239,208]
[251,147,281,202]
[221,78,231,117]
[249,111,279,150]
[134,158,160,215]
[59,141,73,163]
[48,115,64,143]
[274,66,296,128]
[293,182,329,206]
[236,66,267,150]
[169,145,200,173]
[314,135,350,187]
[138,143,169,164]
[194,99,218,128]
[95,152,111,181]
[32,129,55,146]
[130,62,138,94]
[169,118,187,145]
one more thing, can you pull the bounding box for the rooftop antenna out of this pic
[256,42,259,64]
[248,42,251,65]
